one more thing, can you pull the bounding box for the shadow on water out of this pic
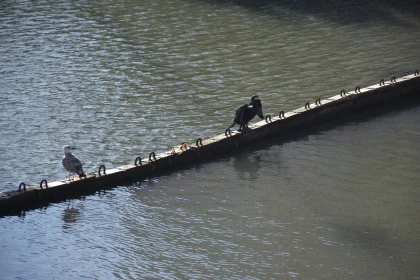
[200,0,420,27]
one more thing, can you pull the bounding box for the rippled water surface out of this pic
[1,0,420,279]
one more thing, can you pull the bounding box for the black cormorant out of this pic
[227,95,264,131]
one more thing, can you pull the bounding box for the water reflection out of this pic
[17,210,26,219]
[62,197,85,229]
[232,152,262,182]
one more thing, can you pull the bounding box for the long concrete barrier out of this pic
[1,71,420,216]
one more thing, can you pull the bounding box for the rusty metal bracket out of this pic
[98,165,106,177]
[18,182,26,192]
[265,115,272,123]
[149,152,156,162]
[305,102,310,110]
[379,79,385,86]
[134,157,142,166]
[340,89,346,97]
[196,138,203,147]
[180,142,188,152]
[355,86,361,93]
[40,179,48,189]
[279,111,285,119]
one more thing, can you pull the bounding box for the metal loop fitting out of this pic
[305,102,310,110]
[340,89,346,97]
[315,98,321,106]
[40,179,48,189]
[196,138,203,147]
[18,182,26,192]
[415,70,419,76]
[149,152,156,162]
[98,165,106,177]
[134,156,142,166]
[355,86,361,93]
[379,79,385,86]
[391,76,396,83]
[225,128,232,137]
[279,111,285,119]
[265,115,272,123]
[180,142,188,151]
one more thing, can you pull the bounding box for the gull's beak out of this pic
[70,146,76,150]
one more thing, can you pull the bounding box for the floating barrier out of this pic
[1,71,420,216]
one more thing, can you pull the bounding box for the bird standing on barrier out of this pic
[62,145,87,181]
[227,95,264,132]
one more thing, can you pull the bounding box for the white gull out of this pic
[62,145,86,181]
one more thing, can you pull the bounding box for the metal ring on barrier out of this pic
[355,86,361,93]
[225,128,232,137]
[315,98,321,106]
[180,142,188,151]
[265,115,272,123]
[149,152,156,162]
[98,165,106,177]
[279,111,285,119]
[196,138,203,147]
[379,79,385,86]
[18,182,26,192]
[391,76,396,83]
[134,157,142,166]
[305,102,310,110]
[40,179,48,189]
[340,89,346,97]
[415,70,419,76]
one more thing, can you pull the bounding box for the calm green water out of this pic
[1,0,420,279]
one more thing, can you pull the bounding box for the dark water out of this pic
[1,0,420,279]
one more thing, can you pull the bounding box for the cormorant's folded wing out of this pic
[235,104,248,115]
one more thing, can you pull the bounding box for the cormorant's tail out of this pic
[227,122,235,130]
